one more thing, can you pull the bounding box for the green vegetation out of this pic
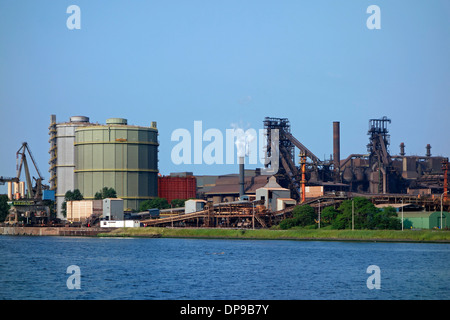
[98,227,450,242]
[139,197,170,211]
[279,197,401,230]
[94,187,117,200]
[61,189,84,217]
[0,195,10,222]
[65,189,84,201]
[170,199,186,208]
[138,198,187,212]
[279,204,316,229]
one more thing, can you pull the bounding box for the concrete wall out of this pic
[0,227,108,236]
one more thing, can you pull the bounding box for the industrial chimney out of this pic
[239,156,245,198]
[426,144,431,157]
[333,121,340,179]
[400,142,405,156]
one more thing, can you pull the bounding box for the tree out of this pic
[333,197,379,229]
[279,204,316,229]
[331,198,401,230]
[292,204,316,226]
[278,198,401,231]
[139,198,169,211]
[321,206,340,226]
[373,206,402,230]
[0,195,10,222]
[171,199,186,208]
[94,187,117,200]
[61,189,84,218]
[65,189,84,201]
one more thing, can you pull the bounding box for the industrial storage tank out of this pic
[74,118,159,211]
[49,114,92,219]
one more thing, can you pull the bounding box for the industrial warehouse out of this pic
[0,114,449,232]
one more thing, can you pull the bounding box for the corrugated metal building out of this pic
[158,173,197,204]
[204,172,270,204]
[66,200,102,222]
[375,203,449,229]
[401,211,449,229]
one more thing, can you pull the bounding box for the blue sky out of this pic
[0,0,449,192]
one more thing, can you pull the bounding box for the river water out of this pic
[0,236,449,300]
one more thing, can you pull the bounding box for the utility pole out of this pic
[252,201,255,230]
[352,199,354,231]
[401,198,404,231]
[318,200,321,229]
[441,191,448,230]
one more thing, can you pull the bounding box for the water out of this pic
[0,236,449,300]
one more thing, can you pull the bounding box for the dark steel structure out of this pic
[263,116,449,200]
[333,121,340,180]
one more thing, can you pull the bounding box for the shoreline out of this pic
[1,226,450,243]
[99,227,450,243]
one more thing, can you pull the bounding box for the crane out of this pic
[16,142,45,199]
[3,142,50,225]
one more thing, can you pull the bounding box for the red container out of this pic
[158,176,197,203]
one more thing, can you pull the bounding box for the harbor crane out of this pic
[3,142,51,225]
[16,142,45,199]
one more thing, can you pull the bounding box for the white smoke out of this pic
[230,122,256,159]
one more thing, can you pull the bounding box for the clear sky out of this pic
[0,1,449,192]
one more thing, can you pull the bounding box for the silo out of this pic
[74,118,159,211]
[49,115,91,219]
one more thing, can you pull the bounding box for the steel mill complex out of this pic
[1,114,449,231]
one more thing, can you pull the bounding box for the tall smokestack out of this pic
[239,156,245,198]
[426,144,431,157]
[333,121,340,177]
[399,142,405,156]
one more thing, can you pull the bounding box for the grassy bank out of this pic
[98,227,450,242]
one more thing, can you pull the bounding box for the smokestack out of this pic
[426,144,431,157]
[400,142,405,156]
[239,156,245,197]
[333,121,340,175]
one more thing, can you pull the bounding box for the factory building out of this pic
[158,172,197,204]
[255,176,292,212]
[203,169,270,204]
[263,117,448,201]
[375,204,449,229]
[49,115,159,218]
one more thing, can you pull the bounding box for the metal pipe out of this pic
[333,121,340,177]
[400,142,405,156]
[239,156,245,198]
[442,159,448,203]
[426,144,431,157]
[300,152,306,203]
[441,192,448,230]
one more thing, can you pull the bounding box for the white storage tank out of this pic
[49,114,92,219]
